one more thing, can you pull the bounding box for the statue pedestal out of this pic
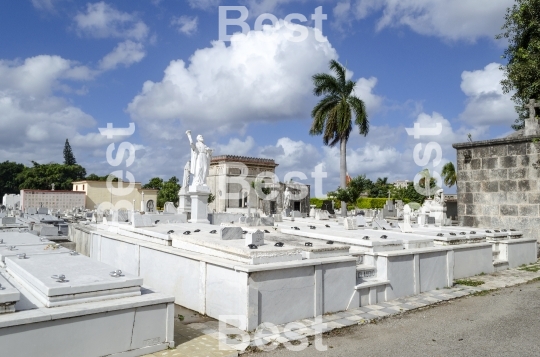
[177,190,191,214]
[189,192,210,224]
[429,203,447,226]
[189,185,211,194]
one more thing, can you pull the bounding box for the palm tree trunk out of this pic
[340,139,347,217]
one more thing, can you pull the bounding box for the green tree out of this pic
[370,177,391,198]
[143,177,164,190]
[390,183,427,204]
[310,60,369,217]
[0,161,26,198]
[63,139,77,165]
[327,174,372,208]
[497,0,540,130]
[17,161,86,191]
[441,162,457,187]
[158,176,180,208]
[86,173,117,181]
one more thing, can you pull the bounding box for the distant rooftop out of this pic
[211,155,278,167]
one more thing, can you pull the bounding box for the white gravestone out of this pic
[163,202,177,214]
[273,214,283,222]
[245,230,264,246]
[132,212,154,228]
[343,217,358,230]
[356,215,367,227]
[399,204,414,233]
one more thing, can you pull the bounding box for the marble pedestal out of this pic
[178,190,191,214]
[189,192,210,224]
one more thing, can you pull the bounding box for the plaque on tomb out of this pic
[27,208,38,215]
[343,217,358,230]
[132,213,154,228]
[117,209,129,222]
[220,226,243,240]
[260,216,275,226]
[273,213,283,222]
[38,207,48,215]
[245,230,264,246]
[291,211,302,218]
[1,217,15,225]
[427,217,436,225]
[315,210,329,220]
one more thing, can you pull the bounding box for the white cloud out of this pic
[188,0,221,11]
[215,136,255,156]
[74,2,149,41]
[336,0,513,42]
[127,21,339,135]
[354,77,383,113]
[172,16,199,36]
[459,63,515,126]
[0,55,109,165]
[99,40,146,70]
[31,0,58,11]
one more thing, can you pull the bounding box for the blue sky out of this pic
[0,0,518,195]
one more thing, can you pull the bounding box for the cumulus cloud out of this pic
[458,63,515,126]
[31,0,59,11]
[98,40,146,70]
[171,16,199,36]
[354,77,383,113]
[214,136,255,156]
[74,2,149,41]
[0,55,109,164]
[334,0,513,42]
[127,21,339,135]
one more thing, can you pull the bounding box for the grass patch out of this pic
[471,289,495,297]
[455,279,485,287]
[518,265,540,273]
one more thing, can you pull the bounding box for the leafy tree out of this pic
[63,139,77,165]
[327,174,372,208]
[369,177,391,198]
[143,177,164,190]
[390,183,427,204]
[310,60,369,217]
[17,161,86,191]
[158,176,180,208]
[208,193,216,204]
[0,161,26,198]
[86,173,117,181]
[441,162,457,187]
[497,0,540,130]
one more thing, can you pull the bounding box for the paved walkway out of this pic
[142,260,540,356]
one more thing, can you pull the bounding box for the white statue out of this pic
[182,161,191,191]
[434,189,445,205]
[283,187,291,209]
[403,204,411,226]
[186,131,212,188]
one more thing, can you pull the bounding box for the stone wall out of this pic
[453,135,540,242]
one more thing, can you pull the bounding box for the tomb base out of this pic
[177,191,191,214]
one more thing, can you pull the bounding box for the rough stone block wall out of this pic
[453,136,540,242]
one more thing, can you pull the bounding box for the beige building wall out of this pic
[72,181,158,211]
[20,190,86,211]
[207,156,278,213]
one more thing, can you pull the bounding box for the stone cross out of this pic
[51,183,55,191]
[525,99,540,136]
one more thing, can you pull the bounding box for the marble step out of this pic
[493,259,509,272]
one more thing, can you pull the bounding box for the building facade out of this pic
[20,190,86,211]
[2,194,20,209]
[72,180,158,211]
[207,155,279,213]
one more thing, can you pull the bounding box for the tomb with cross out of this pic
[525,99,540,136]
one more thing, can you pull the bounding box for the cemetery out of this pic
[65,129,538,334]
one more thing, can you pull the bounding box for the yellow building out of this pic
[20,190,86,211]
[72,180,159,212]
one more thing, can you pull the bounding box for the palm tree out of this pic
[310,60,369,217]
[441,162,457,187]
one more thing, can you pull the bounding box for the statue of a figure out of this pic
[403,204,411,226]
[434,189,445,205]
[186,131,212,188]
[181,161,191,191]
[283,187,291,209]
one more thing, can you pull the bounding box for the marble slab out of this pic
[0,273,20,306]
[0,244,71,264]
[5,254,143,307]
[0,232,53,247]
